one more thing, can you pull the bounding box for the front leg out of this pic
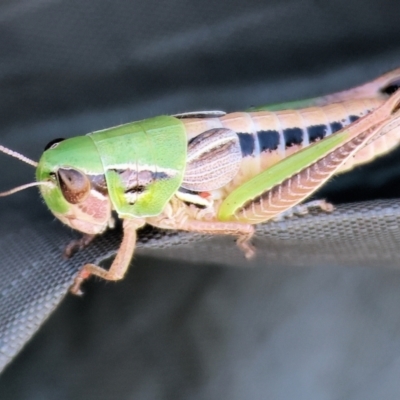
[70,218,145,295]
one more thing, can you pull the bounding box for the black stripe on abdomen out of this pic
[307,124,328,142]
[329,121,343,133]
[283,127,303,147]
[237,133,255,157]
[257,130,280,152]
[349,115,360,123]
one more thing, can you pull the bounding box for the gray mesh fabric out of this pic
[2,199,400,371]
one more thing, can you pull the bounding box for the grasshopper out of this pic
[1,68,400,295]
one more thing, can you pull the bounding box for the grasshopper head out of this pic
[36,136,112,235]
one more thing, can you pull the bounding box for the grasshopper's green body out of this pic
[37,116,187,235]
[3,68,400,294]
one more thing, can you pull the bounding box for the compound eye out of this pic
[57,168,90,204]
[44,138,65,151]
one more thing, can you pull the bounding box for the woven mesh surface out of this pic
[1,199,400,371]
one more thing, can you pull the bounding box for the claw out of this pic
[69,268,92,295]
[236,230,256,259]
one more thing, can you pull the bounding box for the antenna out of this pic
[0,181,53,197]
[0,145,38,167]
[0,144,49,197]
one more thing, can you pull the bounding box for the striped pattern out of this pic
[180,97,385,193]
[234,127,376,223]
[182,128,241,191]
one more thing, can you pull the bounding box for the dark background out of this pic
[1,0,400,399]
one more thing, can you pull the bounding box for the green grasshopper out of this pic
[1,68,400,295]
